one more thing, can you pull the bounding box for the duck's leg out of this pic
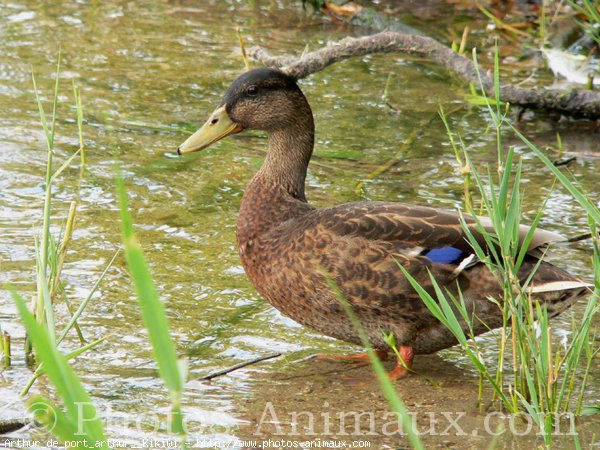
[388,345,414,381]
[315,349,388,363]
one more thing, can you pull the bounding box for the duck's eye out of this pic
[246,85,258,96]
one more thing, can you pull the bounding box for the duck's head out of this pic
[178,68,307,155]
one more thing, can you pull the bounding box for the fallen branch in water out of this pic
[199,352,281,381]
[248,31,600,120]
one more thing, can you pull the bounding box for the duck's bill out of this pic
[177,105,242,154]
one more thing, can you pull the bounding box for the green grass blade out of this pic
[72,80,85,173]
[116,173,185,428]
[35,244,56,339]
[51,149,81,182]
[9,288,107,444]
[117,176,183,394]
[493,40,501,121]
[324,277,424,450]
[504,158,522,258]
[28,396,78,444]
[497,145,514,216]
[515,198,547,268]
[49,50,61,150]
[31,71,52,151]
[397,263,514,409]
[57,250,119,345]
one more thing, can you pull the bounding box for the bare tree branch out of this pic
[249,31,600,120]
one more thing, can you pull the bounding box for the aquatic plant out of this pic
[14,56,116,396]
[10,290,109,447]
[406,47,600,448]
[9,57,188,447]
[6,55,110,445]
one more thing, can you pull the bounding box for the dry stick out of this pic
[355,104,466,194]
[199,352,281,381]
[53,201,86,344]
[354,123,420,195]
[237,28,250,72]
[249,31,600,120]
[2,331,10,369]
[565,232,598,243]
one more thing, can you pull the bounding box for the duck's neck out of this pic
[238,106,314,243]
[256,113,314,201]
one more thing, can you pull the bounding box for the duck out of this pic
[177,67,590,380]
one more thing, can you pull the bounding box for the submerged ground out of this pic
[1,0,599,448]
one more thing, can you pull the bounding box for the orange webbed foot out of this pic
[388,345,414,381]
[315,349,389,364]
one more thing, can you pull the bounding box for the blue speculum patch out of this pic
[423,246,465,264]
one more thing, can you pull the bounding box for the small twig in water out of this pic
[199,352,281,381]
[553,156,577,167]
[566,232,599,243]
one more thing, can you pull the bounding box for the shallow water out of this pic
[1,0,599,448]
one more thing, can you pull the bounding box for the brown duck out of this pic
[178,68,590,380]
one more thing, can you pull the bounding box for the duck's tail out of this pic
[522,260,593,318]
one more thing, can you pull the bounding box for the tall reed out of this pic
[19,58,115,395]
[11,57,188,447]
[6,59,116,443]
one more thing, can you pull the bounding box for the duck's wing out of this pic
[314,201,565,260]
[284,203,478,333]
[299,201,584,307]
[298,203,466,298]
